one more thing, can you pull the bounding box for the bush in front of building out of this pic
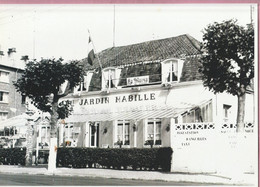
[56,147,173,172]
[0,148,26,166]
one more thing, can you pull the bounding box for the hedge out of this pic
[0,148,26,166]
[57,147,173,172]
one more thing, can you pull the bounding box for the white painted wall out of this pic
[170,90,256,174]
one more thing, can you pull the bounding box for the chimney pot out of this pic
[21,55,29,61]
[8,48,16,54]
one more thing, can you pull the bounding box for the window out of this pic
[74,72,93,93]
[102,68,121,90]
[102,68,116,89]
[202,102,212,122]
[145,118,161,145]
[0,92,3,101]
[64,124,81,147]
[0,71,9,83]
[223,104,231,122]
[162,60,178,83]
[65,124,73,140]
[116,120,130,145]
[0,91,8,103]
[182,101,213,123]
[41,125,50,146]
[21,94,26,104]
[0,112,8,121]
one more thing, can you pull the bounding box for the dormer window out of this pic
[74,72,93,94]
[102,67,121,90]
[161,59,183,83]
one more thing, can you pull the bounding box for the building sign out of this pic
[127,76,149,86]
[78,92,156,106]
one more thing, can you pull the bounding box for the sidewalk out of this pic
[0,165,256,186]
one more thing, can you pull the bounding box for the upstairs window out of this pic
[0,91,8,103]
[0,112,8,121]
[0,71,9,83]
[74,72,93,94]
[161,59,183,83]
[102,68,121,90]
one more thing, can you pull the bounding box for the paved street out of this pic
[0,173,225,186]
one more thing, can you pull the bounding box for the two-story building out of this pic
[58,34,254,152]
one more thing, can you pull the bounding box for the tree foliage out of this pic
[199,19,254,96]
[14,58,84,118]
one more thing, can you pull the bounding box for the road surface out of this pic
[0,173,223,186]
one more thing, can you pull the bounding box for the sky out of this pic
[0,3,256,63]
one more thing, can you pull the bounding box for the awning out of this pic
[0,112,43,130]
[65,98,211,123]
[0,114,27,130]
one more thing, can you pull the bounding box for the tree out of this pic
[199,19,254,132]
[14,58,84,171]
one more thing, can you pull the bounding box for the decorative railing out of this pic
[175,122,254,132]
[221,122,254,133]
[175,123,215,131]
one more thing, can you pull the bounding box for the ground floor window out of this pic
[223,104,231,122]
[145,118,161,145]
[41,125,50,147]
[64,123,81,147]
[116,120,130,145]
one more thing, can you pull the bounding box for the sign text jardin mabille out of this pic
[78,92,156,105]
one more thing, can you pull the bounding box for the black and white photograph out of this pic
[0,3,258,186]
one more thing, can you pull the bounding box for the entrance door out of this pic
[90,122,99,147]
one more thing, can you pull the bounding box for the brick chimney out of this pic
[8,48,16,62]
[21,55,29,63]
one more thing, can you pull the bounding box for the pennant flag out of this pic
[88,37,95,66]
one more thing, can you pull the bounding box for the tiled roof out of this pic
[86,34,202,92]
[180,57,202,82]
[82,34,201,69]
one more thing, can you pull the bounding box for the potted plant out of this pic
[144,140,154,148]
[114,140,123,148]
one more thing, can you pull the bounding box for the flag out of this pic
[88,37,95,66]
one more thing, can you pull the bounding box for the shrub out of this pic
[0,148,26,166]
[57,147,173,172]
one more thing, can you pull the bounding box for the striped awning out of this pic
[66,106,176,122]
[65,98,210,123]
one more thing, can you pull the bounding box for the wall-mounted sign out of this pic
[78,92,156,106]
[127,76,149,86]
